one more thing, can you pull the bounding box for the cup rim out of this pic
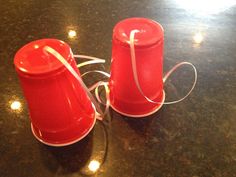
[30,106,97,147]
[110,90,165,118]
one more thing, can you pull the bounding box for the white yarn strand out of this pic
[44,46,104,117]
[129,30,197,105]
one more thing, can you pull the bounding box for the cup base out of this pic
[31,115,96,147]
[110,90,165,118]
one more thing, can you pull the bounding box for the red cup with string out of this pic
[109,18,165,117]
[14,39,96,146]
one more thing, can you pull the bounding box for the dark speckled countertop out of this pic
[1,0,236,177]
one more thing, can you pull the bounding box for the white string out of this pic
[129,30,197,105]
[74,54,106,68]
[74,53,111,117]
[43,46,104,117]
[95,82,110,115]
[81,70,111,78]
[80,70,110,114]
[162,62,197,104]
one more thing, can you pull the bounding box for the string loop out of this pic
[129,30,197,105]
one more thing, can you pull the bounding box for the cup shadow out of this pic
[110,107,165,136]
[39,130,94,175]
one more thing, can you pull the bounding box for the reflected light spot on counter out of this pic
[10,101,22,110]
[68,30,77,39]
[193,32,203,44]
[88,160,100,172]
[175,0,236,15]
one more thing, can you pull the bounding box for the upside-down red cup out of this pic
[109,18,165,117]
[14,39,96,146]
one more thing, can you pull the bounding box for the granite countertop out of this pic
[0,0,236,177]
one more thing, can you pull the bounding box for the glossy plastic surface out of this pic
[109,18,164,117]
[113,17,163,48]
[14,39,72,76]
[14,39,95,146]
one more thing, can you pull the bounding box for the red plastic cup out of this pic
[109,18,165,117]
[14,39,96,146]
